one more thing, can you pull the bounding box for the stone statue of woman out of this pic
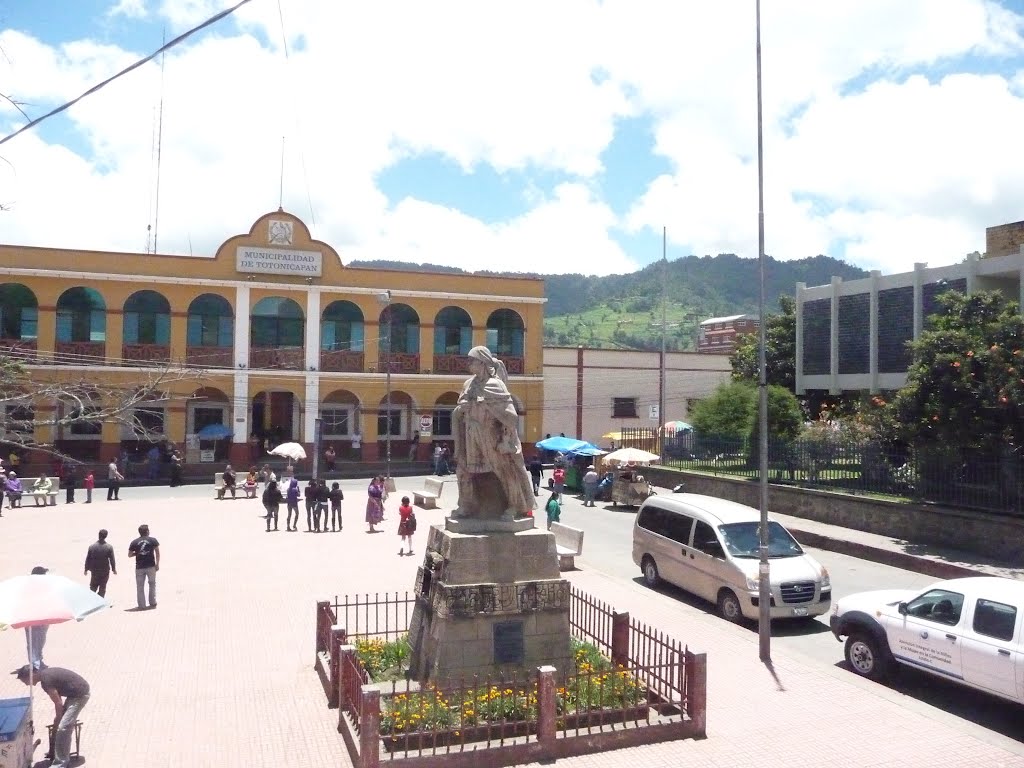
[451,346,536,520]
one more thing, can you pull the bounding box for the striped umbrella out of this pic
[0,572,109,724]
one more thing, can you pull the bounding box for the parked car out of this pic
[830,576,1024,704]
[631,494,831,622]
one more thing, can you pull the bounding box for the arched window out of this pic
[187,294,234,347]
[56,287,106,343]
[123,290,170,344]
[433,306,472,355]
[486,309,524,357]
[0,284,38,340]
[321,301,364,351]
[251,297,304,347]
[379,303,420,354]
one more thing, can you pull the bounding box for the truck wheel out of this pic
[641,557,660,587]
[717,589,743,622]
[845,633,887,680]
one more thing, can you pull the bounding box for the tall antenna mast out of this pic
[153,29,167,254]
[279,135,285,210]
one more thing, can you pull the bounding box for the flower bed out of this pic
[374,637,649,745]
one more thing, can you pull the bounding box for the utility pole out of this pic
[755,0,772,663]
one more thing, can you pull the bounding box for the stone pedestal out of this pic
[408,520,572,685]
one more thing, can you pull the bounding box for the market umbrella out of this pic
[197,423,233,440]
[0,573,109,724]
[604,447,661,465]
[568,445,607,457]
[269,442,307,461]
[662,421,694,433]
[602,430,625,441]
[535,436,592,454]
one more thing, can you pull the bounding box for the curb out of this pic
[787,528,986,581]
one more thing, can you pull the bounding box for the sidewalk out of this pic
[0,476,1020,768]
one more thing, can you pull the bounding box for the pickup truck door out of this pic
[882,588,964,681]
[959,597,1022,701]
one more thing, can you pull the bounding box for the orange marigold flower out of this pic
[952,361,961,367]
[966,350,974,357]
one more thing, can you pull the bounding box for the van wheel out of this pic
[641,557,660,587]
[845,633,887,680]
[717,590,743,622]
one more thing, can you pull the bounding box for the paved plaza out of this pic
[1,477,1023,768]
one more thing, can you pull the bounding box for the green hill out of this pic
[349,254,868,351]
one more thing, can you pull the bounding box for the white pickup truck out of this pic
[830,576,1024,704]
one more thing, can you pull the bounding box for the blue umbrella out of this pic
[535,436,591,453]
[197,423,233,440]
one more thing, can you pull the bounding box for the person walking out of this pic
[106,458,123,501]
[128,524,160,610]
[217,464,237,499]
[84,529,116,596]
[328,481,344,531]
[169,451,183,487]
[582,465,600,507]
[527,455,544,497]
[26,566,49,668]
[365,475,385,533]
[324,444,337,472]
[304,478,317,531]
[83,469,94,503]
[262,478,282,532]
[552,465,566,499]
[544,492,562,530]
[12,664,90,768]
[62,463,77,504]
[284,476,300,531]
[397,496,416,555]
[315,479,329,533]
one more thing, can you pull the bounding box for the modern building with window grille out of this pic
[0,210,544,467]
[796,220,1024,395]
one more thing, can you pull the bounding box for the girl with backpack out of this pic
[285,476,300,531]
[262,479,283,531]
[397,496,416,555]
[328,482,344,531]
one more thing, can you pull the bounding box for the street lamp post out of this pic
[377,290,393,486]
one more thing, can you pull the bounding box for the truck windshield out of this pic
[718,522,804,559]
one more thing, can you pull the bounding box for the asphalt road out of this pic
[558,492,1024,747]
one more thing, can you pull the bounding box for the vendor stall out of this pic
[0,697,34,768]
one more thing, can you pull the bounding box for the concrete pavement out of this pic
[0,475,1021,768]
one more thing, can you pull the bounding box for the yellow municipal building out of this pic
[0,210,545,468]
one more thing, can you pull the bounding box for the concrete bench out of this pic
[412,478,445,509]
[213,473,257,499]
[550,522,584,571]
[26,477,60,506]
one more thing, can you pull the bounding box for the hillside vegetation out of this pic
[349,253,867,351]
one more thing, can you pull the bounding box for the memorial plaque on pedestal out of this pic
[493,620,525,665]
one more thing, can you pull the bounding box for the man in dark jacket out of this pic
[84,529,117,596]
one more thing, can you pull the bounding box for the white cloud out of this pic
[107,0,148,20]
[1,0,1023,281]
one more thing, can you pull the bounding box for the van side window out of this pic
[972,599,1017,642]
[693,521,723,557]
[637,505,693,544]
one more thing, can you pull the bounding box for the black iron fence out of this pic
[643,430,1024,516]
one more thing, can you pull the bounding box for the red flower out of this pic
[966,350,974,357]
[952,361,961,368]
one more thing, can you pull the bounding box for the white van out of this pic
[631,494,831,622]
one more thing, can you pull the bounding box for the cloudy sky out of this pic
[1,0,1022,277]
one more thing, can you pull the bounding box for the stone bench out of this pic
[412,478,445,509]
[550,522,584,571]
[26,477,60,506]
[213,473,258,500]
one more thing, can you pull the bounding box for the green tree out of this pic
[730,295,796,392]
[890,291,1024,453]
[690,382,757,440]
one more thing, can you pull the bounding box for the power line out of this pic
[0,0,254,148]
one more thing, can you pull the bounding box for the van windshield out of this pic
[718,522,804,559]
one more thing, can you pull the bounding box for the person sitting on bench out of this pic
[4,471,23,509]
[32,473,53,506]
